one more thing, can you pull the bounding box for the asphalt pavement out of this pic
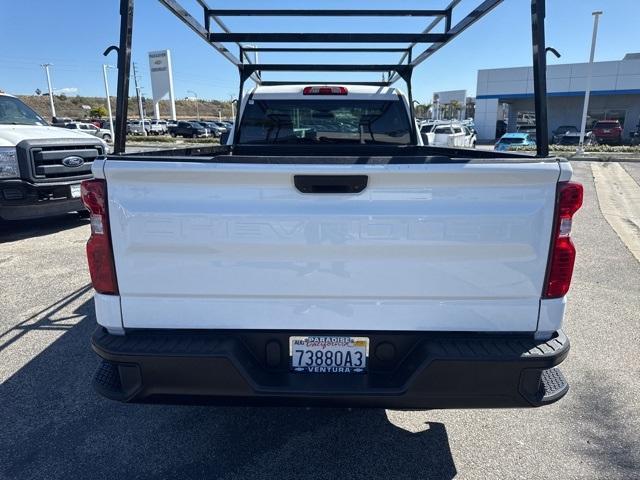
[0,162,638,480]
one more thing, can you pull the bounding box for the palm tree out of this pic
[449,100,462,120]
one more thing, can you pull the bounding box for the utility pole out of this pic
[41,63,56,120]
[132,62,147,136]
[102,65,115,141]
[578,11,603,154]
[187,90,200,120]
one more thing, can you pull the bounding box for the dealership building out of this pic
[474,53,640,141]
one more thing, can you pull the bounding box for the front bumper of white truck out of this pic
[91,328,570,409]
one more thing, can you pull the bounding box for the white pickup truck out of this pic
[85,85,582,409]
[420,121,477,148]
[0,92,106,221]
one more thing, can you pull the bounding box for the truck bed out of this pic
[118,144,534,162]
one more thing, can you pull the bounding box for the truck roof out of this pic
[249,84,403,100]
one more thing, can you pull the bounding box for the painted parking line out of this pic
[591,162,640,263]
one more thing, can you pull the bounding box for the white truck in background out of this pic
[420,120,477,148]
[0,92,106,221]
[85,84,582,409]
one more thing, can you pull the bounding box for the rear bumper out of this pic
[92,328,570,409]
[0,179,85,220]
[594,134,622,143]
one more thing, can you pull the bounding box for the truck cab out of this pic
[0,92,106,221]
[223,85,419,146]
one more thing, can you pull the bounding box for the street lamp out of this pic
[102,65,116,142]
[412,100,423,119]
[578,11,603,154]
[230,96,237,119]
[187,90,200,121]
[40,63,56,120]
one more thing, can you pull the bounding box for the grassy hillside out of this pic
[18,95,235,121]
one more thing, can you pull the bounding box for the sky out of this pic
[0,0,637,103]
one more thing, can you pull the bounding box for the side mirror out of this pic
[220,130,230,145]
[420,132,430,145]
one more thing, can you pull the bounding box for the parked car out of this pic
[557,131,597,146]
[216,120,230,128]
[630,121,640,146]
[51,116,74,126]
[207,123,227,137]
[150,120,168,135]
[65,122,112,143]
[0,92,105,221]
[495,132,536,151]
[516,124,537,135]
[420,121,476,148]
[192,121,222,137]
[210,121,230,135]
[168,121,208,138]
[552,125,578,144]
[127,120,151,135]
[592,120,623,145]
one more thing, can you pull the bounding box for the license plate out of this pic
[290,336,369,373]
[603,129,611,133]
[70,184,81,198]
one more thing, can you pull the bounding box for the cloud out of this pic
[54,87,78,94]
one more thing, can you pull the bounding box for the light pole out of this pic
[102,65,116,142]
[578,11,603,154]
[132,62,147,136]
[41,63,56,120]
[230,96,236,119]
[412,100,423,119]
[187,90,200,120]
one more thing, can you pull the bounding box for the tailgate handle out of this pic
[294,175,368,194]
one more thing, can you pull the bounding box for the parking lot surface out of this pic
[1,162,639,480]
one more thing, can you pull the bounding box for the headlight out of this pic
[0,147,19,178]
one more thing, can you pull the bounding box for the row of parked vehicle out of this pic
[126,119,234,138]
[551,120,627,145]
[50,118,236,141]
[493,119,639,151]
[418,120,477,148]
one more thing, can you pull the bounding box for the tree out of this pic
[449,100,462,120]
[422,103,433,119]
[90,105,108,118]
[414,102,432,119]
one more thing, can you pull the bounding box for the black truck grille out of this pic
[29,144,102,181]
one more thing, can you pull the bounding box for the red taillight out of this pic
[303,86,348,95]
[81,179,118,295]
[544,182,583,298]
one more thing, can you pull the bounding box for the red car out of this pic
[592,120,623,145]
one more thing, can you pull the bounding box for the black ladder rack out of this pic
[111,0,551,159]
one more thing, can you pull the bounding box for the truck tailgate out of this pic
[102,159,560,331]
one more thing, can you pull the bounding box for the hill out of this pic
[17,94,235,121]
